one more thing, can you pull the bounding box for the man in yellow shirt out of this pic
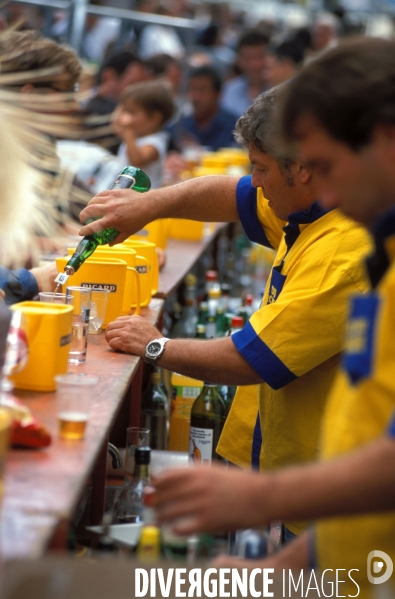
[80,86,370,539]
[153,37,395,597]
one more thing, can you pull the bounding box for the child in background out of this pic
[113,80,175,189]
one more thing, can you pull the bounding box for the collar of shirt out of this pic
[366,206,395,287]
[282,201,330,252]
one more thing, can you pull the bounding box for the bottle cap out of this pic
[205,270,218,282]
[208,288,221,299]
[199,301,208,311]
[137,526,161,558]
[196,324,206,334]
[135,447,151,464]
[231,316,244,329]
[245,294,253,306]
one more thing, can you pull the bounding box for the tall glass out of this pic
[124,427,150,484]
[66,287,91,364]
[89,289,110,334]
[55,374,98,440]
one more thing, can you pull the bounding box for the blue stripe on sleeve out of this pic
[236,176,273,248]
[232,321,297,390]
[387,413,395,438]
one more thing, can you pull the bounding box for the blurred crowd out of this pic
[0,0,368,196]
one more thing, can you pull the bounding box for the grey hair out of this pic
[234,85,297,171]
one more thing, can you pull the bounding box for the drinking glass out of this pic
[66,287,91,364]
[124,427,150,483]
[55,374,98,440]
[39,291,69,304]
[89,289,110,334]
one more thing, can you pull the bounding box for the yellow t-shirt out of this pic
[316,237,395,597]
[217,177,372,535]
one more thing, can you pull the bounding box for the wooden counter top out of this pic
[1,299,164,560]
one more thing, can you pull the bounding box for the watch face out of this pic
[149,341,162,356]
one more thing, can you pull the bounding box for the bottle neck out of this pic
[133,462,150,481]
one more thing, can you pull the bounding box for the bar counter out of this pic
[1,223,227,561]
[1,299,164,561]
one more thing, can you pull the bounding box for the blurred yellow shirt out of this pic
[316,233,395,597]
[217,176,372,535]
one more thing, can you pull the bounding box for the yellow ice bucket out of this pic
[56,256,140,326]
[121,239,158,298]
[132,219,171,251]
[9,302,73,392]
[90,245,149,308]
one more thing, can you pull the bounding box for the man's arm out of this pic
[79,176,240,244]
[152,437,395,535]
[105,315,263,385]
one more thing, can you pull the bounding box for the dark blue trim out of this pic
[343,294,380,385]
[251,414,262,470]
[232,321,297,390]
[267,268,287,303]
[370,206,395,239]
[308,530,317,570]
[387,412,395,438]
[236,176,273,248]
[366,208,395,288]
[287,201,330,225]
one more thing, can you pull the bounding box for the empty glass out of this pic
[89,289,110,334]
[66,287,91,364]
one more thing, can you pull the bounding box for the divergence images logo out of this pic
[367,551,393,584]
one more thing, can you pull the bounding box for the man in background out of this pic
[171,65,238,152]
[220,28,270,120]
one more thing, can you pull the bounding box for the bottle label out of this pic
[81,282,117,293]
[110,174,135,190]
[170,385,202,420]
[189,427,213,464]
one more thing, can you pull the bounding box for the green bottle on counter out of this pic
[189,383,227,463]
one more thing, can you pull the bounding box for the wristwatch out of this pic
[145,337,170,366]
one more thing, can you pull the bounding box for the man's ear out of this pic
[297,162,312,184]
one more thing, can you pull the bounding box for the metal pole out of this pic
[67,0,88,55]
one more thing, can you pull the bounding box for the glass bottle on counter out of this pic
[215,306,225,337]
[196,324,206,339]
[230,315,244,335]
[182,274,198,337]
[189,383,227,463]
[115,447,151,524]
[204,270,220,300]
[205,314,216,339]
[197,301,208,326]
[141,370,168,450]
[55,167,151,284]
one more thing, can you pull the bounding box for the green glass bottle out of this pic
[196,324,206,339]
[189,383,227,463]
[57,167,150,283]
[142,370,168,450]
